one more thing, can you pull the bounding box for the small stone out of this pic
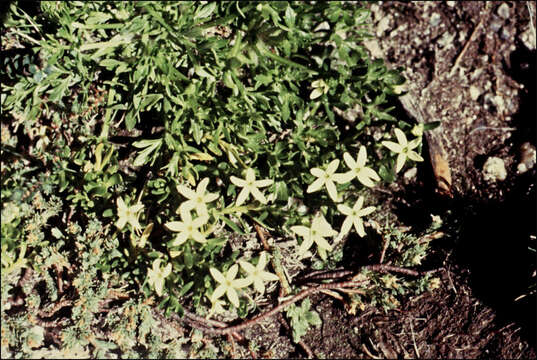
[517,142,536,174]
[377,16,391,37]
[483,157,507,182]
[497,3,510,19]
[490,15,503,32]
[430,12,442,27]
[519,25,537,50]
[403,167,418,184]
[446,1,456,7]
[469,85,482,101]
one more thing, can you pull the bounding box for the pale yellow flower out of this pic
[291,213,337,256]
[337,196,375,238]
[382,128,424,173]
[176,177,219,217]
[337,146,380,187]
[307,159,346,202]
[147,259,172,297]
[165,207,208,246]
[230,168,273,206]
[116,197,144,232]
[210,264,250,308]
[238,252,279,294]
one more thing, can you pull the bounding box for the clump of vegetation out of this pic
[1,1,443,357]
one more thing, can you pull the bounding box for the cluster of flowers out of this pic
[114,128,422,307]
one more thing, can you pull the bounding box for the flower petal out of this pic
[130,203,144,213]
[314,236,333,252]
[251,187,268,204]
[116,217,127,230]
[298,237,313,255]
[357,206,376,217]
[177,184,196,199]
[171,232,188,246]
[343,152,356,169]
[227,264,238,280]
[339,216,353,237]
[307,177,325,193]
[165,221,185,232]
[356,172,376,187]
[197,178,209,194]
[395,153,407,173]
[235,187,250,206]
[245,168,256,183]
[261,271,279,282]
[226,288,240,308]
[191,230,206,244]
[239,260,255,274]
[116,197,126,211]
[407,151,424,162]
[326,159,340,174]
[382,141,403,153]
[325,180,339,202]
[232,278,251,289]
[210,267,226,284]
[337,204,352,215]
[211,285,226,302]
[394,128,407,146]
[333,171,354,184]
[291,225,311,238]
[361,167,381,182]
[357,146,367,167]
[230,176,246,187]
[254,179,273,188]
[354,218,366,237]
[310,167,324,177]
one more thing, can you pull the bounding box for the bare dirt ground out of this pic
[237,2,536,358]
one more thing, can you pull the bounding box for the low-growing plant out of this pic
[1,1,443,356]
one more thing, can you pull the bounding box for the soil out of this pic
[232,1,537,358]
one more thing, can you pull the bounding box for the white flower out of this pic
[210,264,250,308]
[116,197,144,232]
[337,146,381,187]
[337,196,375,238]
[291,213,337,256]
[230,168,273,206]
[238,252,279,294]
[177,177,219,217]
[307,159,346,202]
[165,207,208,246]
[147,259,172,297]
[382,128,424,173]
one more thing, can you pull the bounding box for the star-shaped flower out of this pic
[165,207,208,246]
[238,252,279,294]
[382,128,424,173]
[337,196,375,238]
[116,197,144,233]
[210,264,250,308]
[177,177,219,217]
[230,168,273,206]
[307,159,346,202]
[291,213,338,257]
[337,146,381,187]
[147,259,172,297]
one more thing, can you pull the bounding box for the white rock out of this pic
[497,3,510,19]
[483,157,507,182]
[469,85,482,101]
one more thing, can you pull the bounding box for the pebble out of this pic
[430,12,442,27]
[489,15,503,32]
[517,142,536,174]
[497,3,510,19]
[446,1,456,7]
[469,85,482,101]
[483,156,507,182]
[519,25,537,50]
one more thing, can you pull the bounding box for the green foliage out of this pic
[0,1,440,357]
[285,298,322,343]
